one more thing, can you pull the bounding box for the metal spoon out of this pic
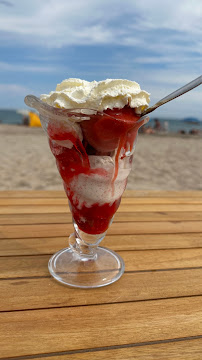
[141,75,202,116]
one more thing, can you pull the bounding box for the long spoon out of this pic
[141,75,202,116]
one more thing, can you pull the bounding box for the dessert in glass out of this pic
[24,78,150,288]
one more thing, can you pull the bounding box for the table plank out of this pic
[1,190,202,359]
[1,296,202,358]
[1,211,202,225]
[1,204,202,214]
[0,190,202,198]
[1,233,202,256]
[18,337,202,360]
[1,268,202,312]
[0,221,202,239]
[2,197,202,205]
[1,248,202,279]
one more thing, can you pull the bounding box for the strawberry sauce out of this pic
[47,106,141,234]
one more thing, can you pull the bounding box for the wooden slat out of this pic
[1,197,202,205]
[1,204,202,214]
[123,190,202,198]
[1,268,202,312]
[25,338,202,360]
[0,190,202,198]
[123,198,202,204]
[0,205,69,215]
[0,190,202,359]
[0,221,201,239]
[1,233,202,256]
[0,190,66,198]
[0,223,73,239]
[0,211,202,225]
[1,296,202,358]
[0,213,72,225]
[1,248,202,279]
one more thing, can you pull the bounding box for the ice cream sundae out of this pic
[25,78,150,288]
[40,78,150,234]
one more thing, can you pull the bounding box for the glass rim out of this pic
[24,95,149,125]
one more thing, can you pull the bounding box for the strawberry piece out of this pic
[80,106,140,152]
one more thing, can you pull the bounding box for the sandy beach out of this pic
[0,124,202,191]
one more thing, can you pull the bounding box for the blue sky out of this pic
[0,0,201,119]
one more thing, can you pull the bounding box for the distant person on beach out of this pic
[23,115,29,126]
[144,126,155,134]
[163,121,169,133]
[22,112,41,127]
[145,126,155,134]
[140,125,155,134]
[153,118,161,131]
[189,129,199,135]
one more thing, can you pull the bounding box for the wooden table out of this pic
[1,190,202,359]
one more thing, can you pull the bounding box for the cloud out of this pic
[0,83,31,94]
[0,83,34,108]
[135,55,201,66]
[0,0,201,49]
[0,62,59,73]
[0,0,201,116]
[0,0,118,46]
[0,0,13,7]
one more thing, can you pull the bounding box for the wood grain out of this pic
[1,248,202,279]
[0,220,201,239]
[1,204,202,215]
[1,268,202,312]
[1,296,202,358]
[0,190,202,198]
[25,338,202,360]
[1,190,202,359]
[1,233,202,256]
[1,211,202,225]
[1,197,202,205]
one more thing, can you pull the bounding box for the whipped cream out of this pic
[40,78,150,114]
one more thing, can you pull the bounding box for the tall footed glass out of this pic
[24,95,149,288]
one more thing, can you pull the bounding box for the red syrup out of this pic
[64,185,121,234]
[47,107,142,234]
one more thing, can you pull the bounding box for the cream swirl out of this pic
[40,78,150,115]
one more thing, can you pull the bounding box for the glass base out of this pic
[48,246,125,288]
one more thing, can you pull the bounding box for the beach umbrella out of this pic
[29,111,41,127]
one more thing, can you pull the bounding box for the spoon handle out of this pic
[142,75,202,116]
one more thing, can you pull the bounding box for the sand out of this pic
[0,124,202,191]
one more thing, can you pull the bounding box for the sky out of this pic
[0,0,201,119]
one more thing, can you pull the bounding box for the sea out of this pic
[0,109,202,135]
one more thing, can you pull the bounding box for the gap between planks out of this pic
[0,221,202,239]
[0,211,202,225]
[1,336,202,360]
[1,248,202,278]
[1,296,202,358]
[2,197,202,206]
[0,269,202,312]
[1,204,202,214]
[0,190,202,198]
[1,233,202,255]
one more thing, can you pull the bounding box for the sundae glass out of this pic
[24,78,149,288]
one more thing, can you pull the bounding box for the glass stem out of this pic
[69,232,97,260]
[68,220,107,261]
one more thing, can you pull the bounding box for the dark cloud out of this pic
[0,0,13,7]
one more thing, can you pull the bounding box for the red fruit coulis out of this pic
[47,106,142,234]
